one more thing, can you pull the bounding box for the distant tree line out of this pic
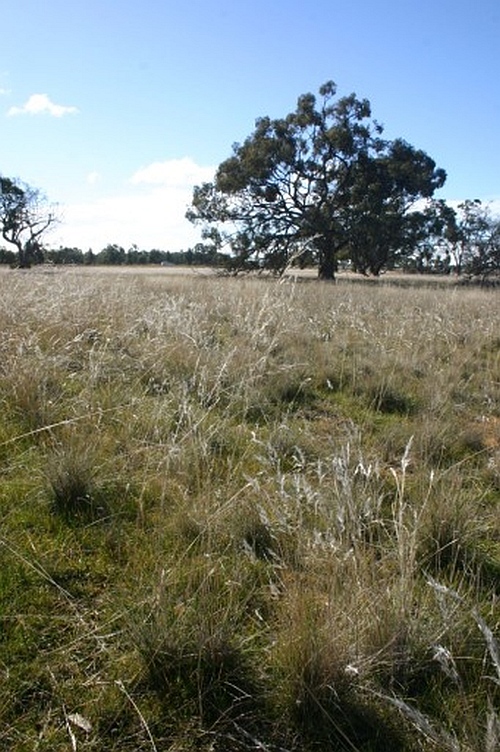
[0,239,229,268]
[0,174,228,269]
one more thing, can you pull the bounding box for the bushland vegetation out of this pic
[0,267,499,750]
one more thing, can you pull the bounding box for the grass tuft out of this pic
[45,437,106,522]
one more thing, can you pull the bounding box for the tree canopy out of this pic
[0,176,57,267]
[187,81,446,279]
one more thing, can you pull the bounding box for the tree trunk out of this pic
[317,247,337,280]
[17,244,29,269]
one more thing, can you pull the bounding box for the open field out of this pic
[0,267,499,750]
[0,264,462,284]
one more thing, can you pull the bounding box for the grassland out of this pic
[0,266,499,751]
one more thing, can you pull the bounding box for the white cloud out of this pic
[130,157,214,188]
[7,93,78,117]
[86,171,101,185]
[53,158,215,252]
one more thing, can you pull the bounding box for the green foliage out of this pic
[187,81,446,279]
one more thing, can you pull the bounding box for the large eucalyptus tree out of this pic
[187,81,446,279]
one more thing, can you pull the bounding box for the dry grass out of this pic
[0,266,499,750]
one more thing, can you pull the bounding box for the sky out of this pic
[1,0,499,253]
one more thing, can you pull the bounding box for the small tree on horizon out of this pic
[443,199,500,278]
[0,176,58,268]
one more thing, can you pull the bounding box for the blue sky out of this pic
[2,0,499,252]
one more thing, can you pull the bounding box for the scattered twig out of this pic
[115,680,158,752]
